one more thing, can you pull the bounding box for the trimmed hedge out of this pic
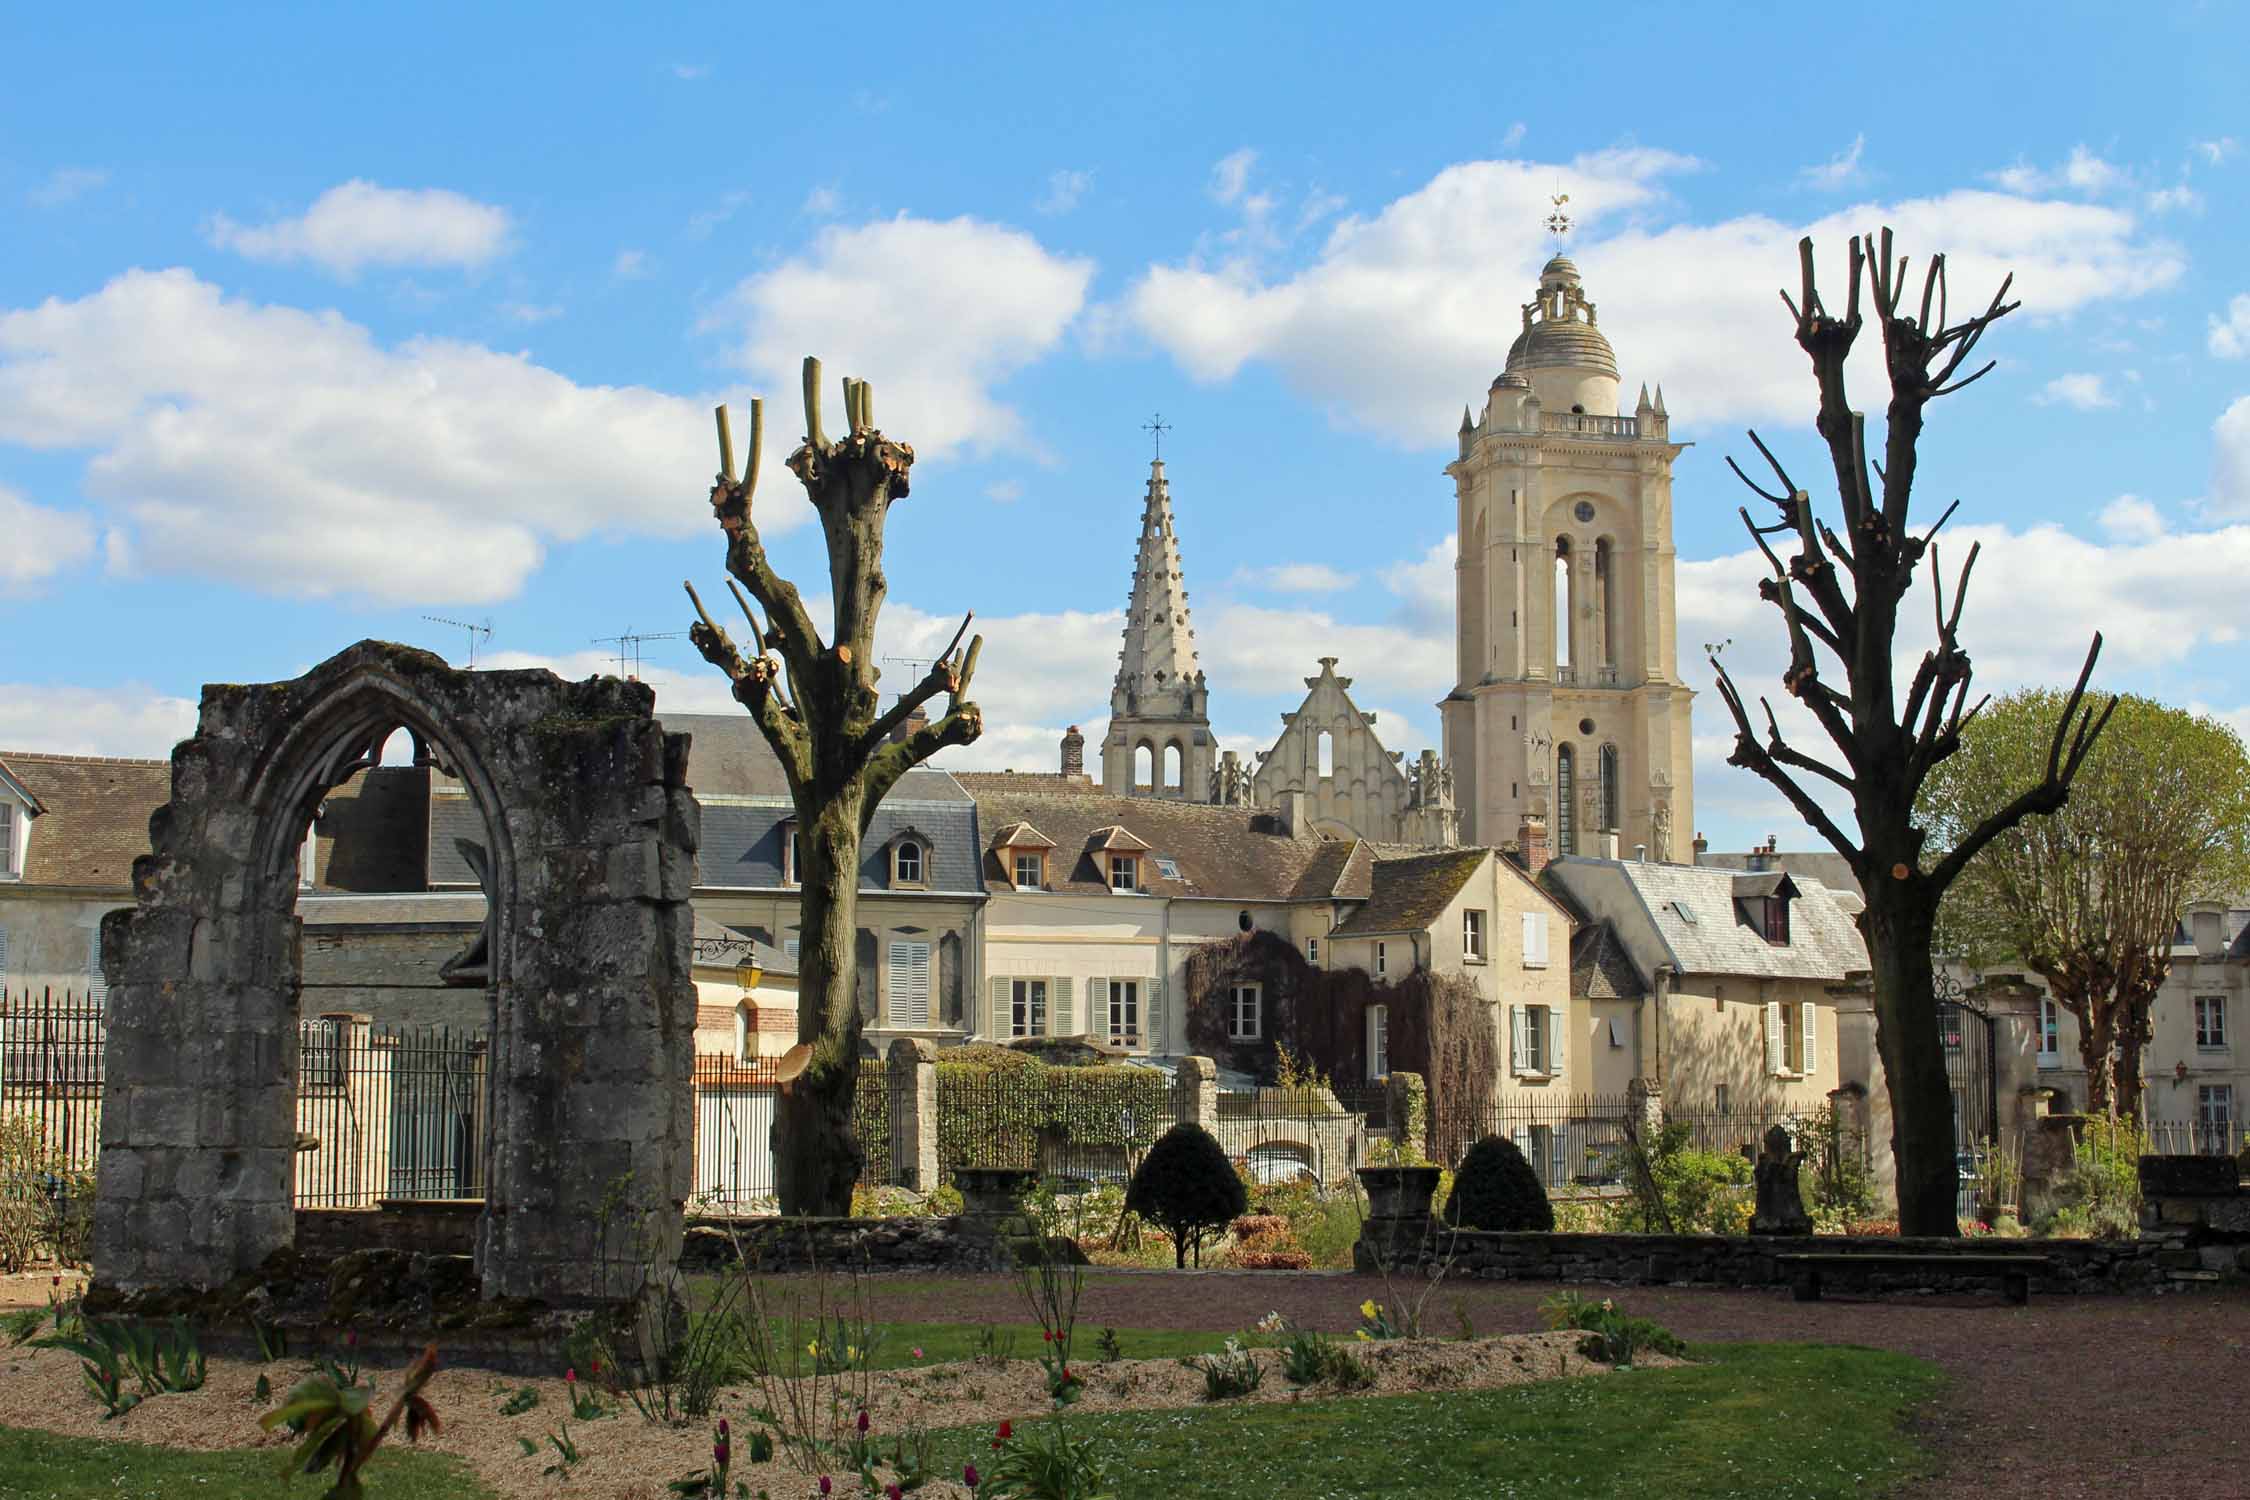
[934,1054,1171,1174]
[1446,1134,1554,1232]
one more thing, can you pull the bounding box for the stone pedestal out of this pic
[953,1167,1038,1226]
[1172,1055,1218,1130]
[1353,1165,1442,1272]
[886,1038,939,1193]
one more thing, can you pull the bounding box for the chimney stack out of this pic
[1276,789,1312,841]
[1519,814,1551,874]
[1060,724,1085,778]
[1692,831,1709,864]
[888,697,929,745]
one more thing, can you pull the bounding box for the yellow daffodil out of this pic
[1359,1300,1379,1320]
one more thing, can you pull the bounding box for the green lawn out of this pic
[860,1320,1235,1369]
[0,1423,492,1500]
[0,1341,1942,1500]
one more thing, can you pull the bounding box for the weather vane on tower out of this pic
[1143,412,1171,461]
[1545,193,1573,248]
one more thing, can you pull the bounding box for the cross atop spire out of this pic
[1544,192,1572,246]
[1142,412,1171,461]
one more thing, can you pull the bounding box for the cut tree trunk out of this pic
[772,790,869,1217]
[2078,1006,2118,1118]
[1864,882,1960,1237]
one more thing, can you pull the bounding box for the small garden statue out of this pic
[1749,1125,1812,1236]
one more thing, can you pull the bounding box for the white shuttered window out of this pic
[887,941,930,1026]
[1521,912,1550,968]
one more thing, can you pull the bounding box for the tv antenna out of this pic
[422,614,493,668]
[593,628,685,679]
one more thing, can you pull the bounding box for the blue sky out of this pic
[4,1,2247,853]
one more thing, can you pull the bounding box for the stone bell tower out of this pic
[1439,253,1694,860]
[1103,458,1216,799]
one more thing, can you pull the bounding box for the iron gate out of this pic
[1937,972,1997,1219]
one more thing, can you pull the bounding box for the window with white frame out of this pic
[2196,996,2227,1050]
[1510,1004,1555,1075]
[1011,978,1048,1038]
[2199,1084,2235,1153]
[2038,996,2061,1064]
[1107,979,1140,1041]
[1229,982,1262,1041]
[886,940,931,1026]
[1374,941,1387,979]
[1305,935,1319,964]
[893,839,924,886]
[1012,852,1043,889]
[1462,908,1485,961]
[1365,1003,1389,1080]
[1108,854,1138,892]
[0,801,15,879]
[1766,999,1818,1077]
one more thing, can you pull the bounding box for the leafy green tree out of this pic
[1705,228,2114,1236]
[1921,691,2250,1120]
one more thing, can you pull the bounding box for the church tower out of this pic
[1104,458,1216,799]
[1440,254,1694,860]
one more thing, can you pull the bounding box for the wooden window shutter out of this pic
[1056,976,1078,1037]
[1765,1000,1785,1076]
[1509,1005,1528,1075]
[1546,1004,1566,1080]
[989,975,1010,1038]
[888,940,930,1026]
[1802,1000,1819,1076]
[1147,975,1165,1051]
[86,926,107,1005]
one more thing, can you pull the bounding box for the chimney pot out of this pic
[1518,814,1551,874]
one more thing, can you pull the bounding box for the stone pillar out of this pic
[1969,974,2045,1136]
[1626,1076,1664,1140]
[1173,1055,1218,1132]
[887,1037,939,1193]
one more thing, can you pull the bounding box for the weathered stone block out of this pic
[2139,1154,2239,1197]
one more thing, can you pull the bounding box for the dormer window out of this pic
[891,837,927,888]
[1012,851,1044,889]
[1733,872,1798,946]
[1087,823,1152,893]
[1109,854,1139,892]
[1761,897,1790,944]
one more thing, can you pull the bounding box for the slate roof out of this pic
[1571,921,1648,1000]
[1698,850,1864,900]
[0,751,171,890]
[690,914,797,976]
[428,712,985,896]
[1545,855,1870,981]
[1329,849,1488,937]
[312,767,428,892]
[956,777,1337,901]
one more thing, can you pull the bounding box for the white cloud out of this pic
[1990,145,2126,197]
[1128,150,2181,442]
[2216,397,2250,517]
[29,167,107,208]
[721,214,1095,460]
[2034,372,2116,410]
[0,268,744,603]
[1231,562,1357,593]
[687,191,750,240]
[1380,536,1454,633]
[498,301,562,324]
[670,62,711,80]
[2209,294,2250,358]
[1798,134,1866,190]
[2147,184,2202,214]
[1038,170,1092,216]
[1501,122,1526,150]
[2194,138,2239,167]
[207,180,513,277]
[1209,148,1257,205]
[612,248,649,279]
[0,681,198,758]
[2098,494,2164,541]
[985,480,1022,503]
[801,186,841,219]
[0,487,97,583]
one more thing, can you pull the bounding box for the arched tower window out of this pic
[1599,743,1620,833]
[1594,538,1616,670]
[1556,743,1577,856]
[1317,729,1335,779]
[1553,537,1574,672]
[1134,743,1155,790]
[1163,742,1183,793]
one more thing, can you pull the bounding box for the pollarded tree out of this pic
[1921,691,2250,1121]
[1707,230,2115,1237]
[685,362,984,1215]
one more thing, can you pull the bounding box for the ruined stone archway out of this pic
[94,641,699,1303]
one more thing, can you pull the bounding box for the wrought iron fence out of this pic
[295,1019,488,1208]
[854,1061,892,1188]
[938,1064,1172,1188]
[692,1056,783,1214]
[2150,1117,2241,1157]
[1450,1095,1637,1189]
[1209,1085,1376,1187]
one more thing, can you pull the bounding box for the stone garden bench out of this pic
[1775,1251,2051,1306]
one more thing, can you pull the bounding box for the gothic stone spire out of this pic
[1111,457,1205,717]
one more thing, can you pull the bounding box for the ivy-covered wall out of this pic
[932,1046,1170,1172]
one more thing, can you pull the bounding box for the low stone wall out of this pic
[297,1202,482,1260]
[680,1214,1031,1274]
[1360,1227,2165,1294]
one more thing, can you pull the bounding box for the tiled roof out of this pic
[1330,849,1488,937]
[0,751,172,891]
[991,821,1055,850]
[1291,840,1374,903]
[312,766,428,893]
[1546,856,1870,981]
[957,777,1334,901]
[1571,921,1648,1000]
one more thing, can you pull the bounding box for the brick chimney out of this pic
[1692,831,1709,864]
[1060,724,1085,777]
[887,697,929,745]
[1518,814,1551,874]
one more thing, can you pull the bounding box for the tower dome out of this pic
[1505,256,1621,413]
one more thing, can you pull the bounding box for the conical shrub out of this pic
[1445,1134,1554,1232]
[1125,1123,1247,1267]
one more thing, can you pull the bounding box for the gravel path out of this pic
[824,1269,2250,1499]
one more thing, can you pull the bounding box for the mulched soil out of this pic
[813,1269,2250,1500]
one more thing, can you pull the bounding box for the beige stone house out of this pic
[0,751,170,1002]
[1541,850,1869,1121]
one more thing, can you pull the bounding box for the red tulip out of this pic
[963,1463,980,1488]
[819,1478,832,1495]
[856,1408,869,1434]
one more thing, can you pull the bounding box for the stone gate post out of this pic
[1174,1055,1218,1131]
[887,1038,939,1192]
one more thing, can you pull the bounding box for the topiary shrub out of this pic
[1445,1134,1554,1232]
[1124,1124,1247,1267]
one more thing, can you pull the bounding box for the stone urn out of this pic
[1356,1166,1442,1221]
[953,1167,1039,1224]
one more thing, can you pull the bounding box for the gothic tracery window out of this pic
[1556,743,1577,856]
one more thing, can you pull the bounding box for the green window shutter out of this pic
[1546,1004,1566,1081]
[1803,1000,1819,1077]
[1055,977,1077,1037]
[989,975,1010,1039]
[1147,975,1165,1052]
[1509,1004,1528,1075]
[1765,1000,1785,1077]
